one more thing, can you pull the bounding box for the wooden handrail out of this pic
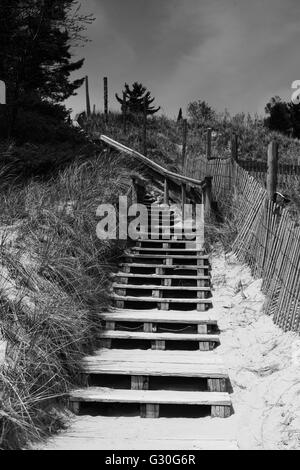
[100,135,207,190]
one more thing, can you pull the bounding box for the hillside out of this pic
[0,148,138,449]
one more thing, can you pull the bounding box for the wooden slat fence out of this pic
[187,155,300,333]
[238,159,300,190]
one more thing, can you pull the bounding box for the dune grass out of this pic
[0,150,138,449]
[83,111,181,171]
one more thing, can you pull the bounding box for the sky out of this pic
[66,0,300,118]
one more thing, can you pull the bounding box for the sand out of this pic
[35,248,300,450]
[212,248,300,450]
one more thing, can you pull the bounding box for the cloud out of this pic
[158,0,300,115]
[67,0,300,117]
[93,0,216,79]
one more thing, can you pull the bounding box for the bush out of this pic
[0,107,85,146]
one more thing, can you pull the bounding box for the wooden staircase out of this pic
[69,194,233,420]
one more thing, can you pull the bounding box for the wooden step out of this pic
[81,354,227,377]
[69,387,231,410]
[149,224,183,229]
[99,330,220,343]
[137,239,195,245]
[112,283,211,292]
[120,263,210,270]
[113,273,211,280]
[148,215,179,220]
[111,295,212,304]
[124,253,209,260]
[138,229,197,234]
[101,309,217,325]
[145,209,175,214]
[131,248,203,253]
[89,349,222,364]
[145,210,176,214]
[137,234,199,241]
[145,205,172,209]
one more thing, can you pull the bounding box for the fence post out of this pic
[182,119,188,173]
[204,176,213,218]
[143,98,147,156]
[164,178,169,205]
[104,76,108,121]
[181,183,187,220]
[231,133,238,162]
[123,91,127,134]
[85,76,91,117]
[206,128,212,160]
[131,177,138,205]
[267,141,279,201]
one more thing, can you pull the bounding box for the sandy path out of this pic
[37,415,238,450]
[36,249,300,450]
[212,249,300,450]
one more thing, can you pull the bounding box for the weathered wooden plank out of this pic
[111,295,212,304]
[69,388,231,406]
[99,330,219,343]
[101,309,217,324]
[81,360,228,378]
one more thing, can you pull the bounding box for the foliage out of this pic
[116,82,161,116]
[264,96,300,138]
[83,111,181,171]
[187,100,217,127]
[0,0,93,105]
[264,97,292,136]
[177,108,183,122]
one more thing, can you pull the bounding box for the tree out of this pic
[187,100,216,126]
[289,102,300,138]
[264,96,292,136]
[116,82,160,116]
[177,108,183,122]
[0,1,93,111]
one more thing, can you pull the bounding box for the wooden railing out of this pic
[100,135,212,216]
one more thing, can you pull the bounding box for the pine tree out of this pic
[116,82,160,116]
[0,0,93,106]
[177,108,183,122]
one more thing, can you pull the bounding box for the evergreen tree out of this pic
[116,82,160,116]
[0,0,93,107]
[177,108,183,122]
[264,96,292,136]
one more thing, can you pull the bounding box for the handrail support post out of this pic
[181,183,186,221]
[204,176,213,218]
[164,178,169,205]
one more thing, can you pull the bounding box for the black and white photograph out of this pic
[0,0,299,453]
